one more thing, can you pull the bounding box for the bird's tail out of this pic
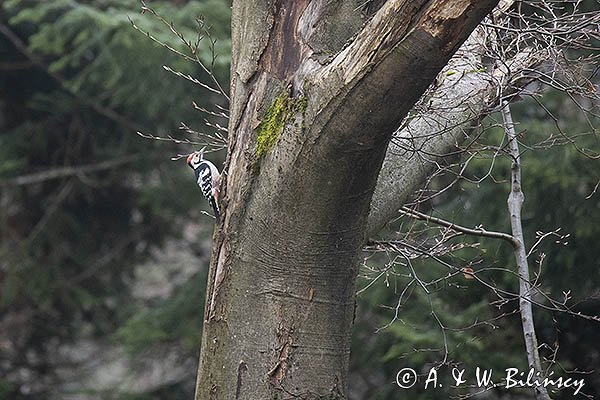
[209,198,220,224]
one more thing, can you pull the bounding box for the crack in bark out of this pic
[235,360,248,399]
[259,0,310,79]
[207,239,228,320]
[268,335,293,386]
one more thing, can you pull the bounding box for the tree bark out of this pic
[195,1,499,398]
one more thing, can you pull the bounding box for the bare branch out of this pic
[0,155,139,187]
[162,64,222,95]
[366,26,548,236]
[399,206,518,246]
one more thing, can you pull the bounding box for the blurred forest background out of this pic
[0,1,598,399]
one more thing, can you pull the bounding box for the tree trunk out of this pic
[503,101,552,400]
[195,1,499,398]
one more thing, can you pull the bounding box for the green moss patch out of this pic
[255,92,307,160]
[256,93,289,159]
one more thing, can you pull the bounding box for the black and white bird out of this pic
[187,147,221,223]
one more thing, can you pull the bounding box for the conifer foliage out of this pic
[0,1,229,397]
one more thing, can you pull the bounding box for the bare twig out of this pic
[132,0,229,101]
[399,206,518,246]
[128,2,230,151]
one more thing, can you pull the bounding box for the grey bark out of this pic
[195,1,499,399]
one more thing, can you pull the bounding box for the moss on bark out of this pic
[256,93,290,159]
[255,92,307,160]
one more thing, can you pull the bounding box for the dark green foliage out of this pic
[0,0,230,398]
[2,0,230,128]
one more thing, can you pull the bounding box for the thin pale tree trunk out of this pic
[502,100,552,400]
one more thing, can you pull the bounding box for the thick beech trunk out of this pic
[195,1,499,398]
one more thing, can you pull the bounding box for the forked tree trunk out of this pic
[195,1,499,398]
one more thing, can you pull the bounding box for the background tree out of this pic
[0,1,230,398]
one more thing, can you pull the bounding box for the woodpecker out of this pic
[187,148,221,223]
